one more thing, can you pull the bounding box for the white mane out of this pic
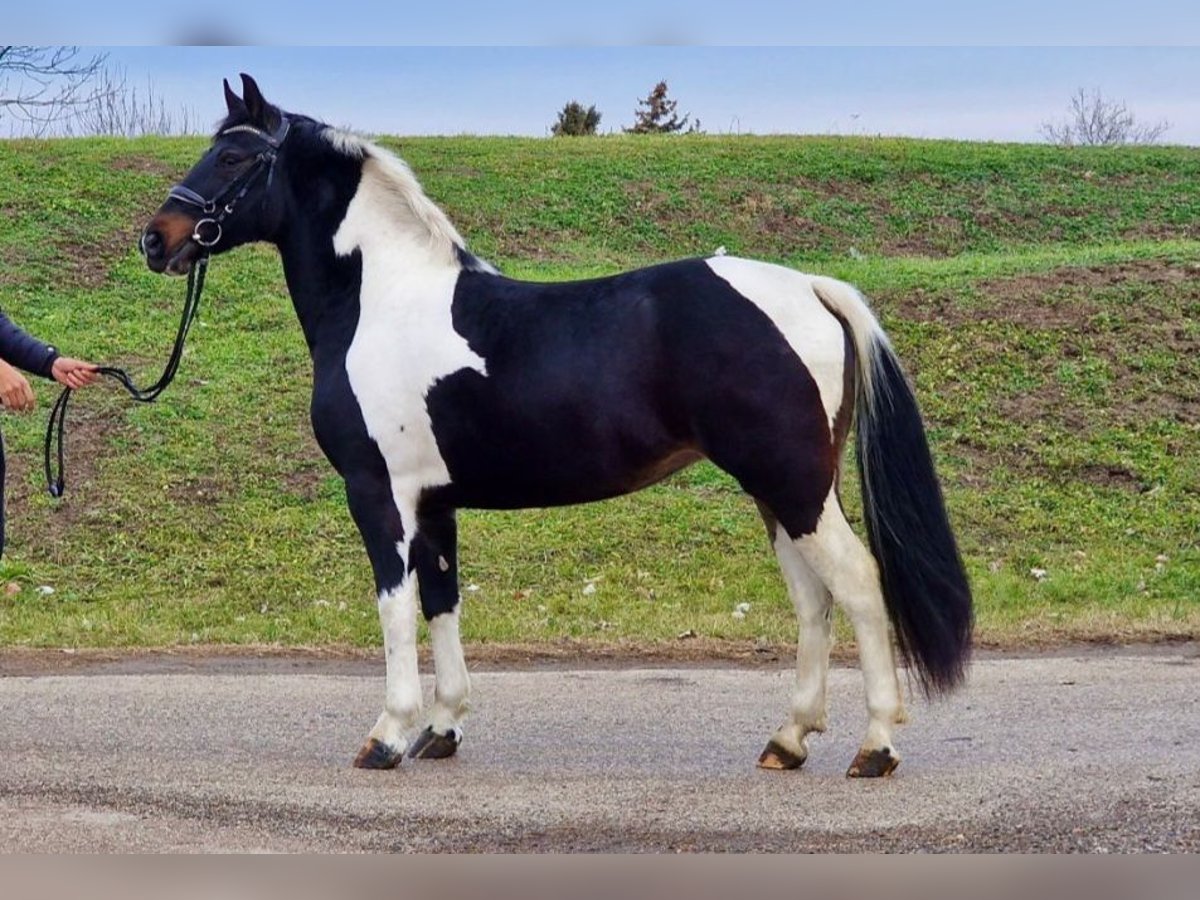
[323,127,494,272]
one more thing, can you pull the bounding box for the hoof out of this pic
[757,739,807,771]
[407,726,460,760]
[353,738,403,770]
[846,746,900,778]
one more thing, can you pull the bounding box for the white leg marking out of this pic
[768,524,834,759]
[795,492,906,754]
[428,607,470,736]
[368,576,422,752]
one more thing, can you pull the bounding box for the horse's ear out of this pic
[239,73,281,131]
[223,78,245,116]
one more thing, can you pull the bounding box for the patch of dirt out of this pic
[1074,462,1149,492]
[720,175,985,258]
[946,432,1140,498]
[54,225,142,290]
[109,155,181,179]
[989,381,1093,433]
[898,258,1200,438]
[278,461,328,501]
[253,424,329,502]
[980,257,1198,307]
[1,225,139,291]
[0,243,25,287]
[164,475,230,506]
[904,258,1200,328]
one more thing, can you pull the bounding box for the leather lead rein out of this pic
[43,256,208,500]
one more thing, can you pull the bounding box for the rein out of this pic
[0,259,207,559]
[43,256,209,500]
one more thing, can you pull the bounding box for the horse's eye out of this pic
[218,150,245,167]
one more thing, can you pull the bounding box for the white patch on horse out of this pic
[326,130,467,267]
[368,578,422,751]
[333,153,487,529]
[705,255,849,432]
[793,489,906,753]
[428,607,470,736]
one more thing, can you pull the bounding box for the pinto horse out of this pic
[141,75,972,777]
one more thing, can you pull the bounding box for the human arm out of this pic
[0,309,60,378]
[0,310,99,389]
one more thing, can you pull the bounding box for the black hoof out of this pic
[846,746,900,778]
[407,726,461,760]
[353,737,403,770]
[757,739,807,771]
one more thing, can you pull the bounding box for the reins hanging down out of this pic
[43,256,209,500]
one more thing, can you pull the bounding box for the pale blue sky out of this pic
[88,47,1200,143]
[8,2,1200,46]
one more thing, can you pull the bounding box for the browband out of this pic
[218,116,291,148]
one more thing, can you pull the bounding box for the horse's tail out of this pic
[812,277,973,695]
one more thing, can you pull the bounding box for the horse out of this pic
[140,74,972,778]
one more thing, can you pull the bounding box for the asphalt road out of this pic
[1,646,1197,852]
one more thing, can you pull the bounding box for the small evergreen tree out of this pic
[625,80,699,134]
[552,101,602,136]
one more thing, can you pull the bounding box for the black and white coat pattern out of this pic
[143,76,972,777]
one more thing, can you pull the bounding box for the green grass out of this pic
[0,134,1197,651]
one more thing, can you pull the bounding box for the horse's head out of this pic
[142,74,290,275]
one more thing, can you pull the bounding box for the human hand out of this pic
[51,356,100,390]
[0,359,35,412]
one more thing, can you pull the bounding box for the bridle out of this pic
[154,116,291,250]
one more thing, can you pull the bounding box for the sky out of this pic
[7,1,1200,46]
[4,0,1200,145]
[83,46,1200,144]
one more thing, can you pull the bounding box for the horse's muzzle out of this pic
[142,212,202,276]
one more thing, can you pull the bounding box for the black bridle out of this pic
[0,118,293,557]
[158,117,290,251]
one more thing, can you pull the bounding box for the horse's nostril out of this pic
[141,229,164,258]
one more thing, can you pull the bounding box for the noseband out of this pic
[162,117,291,249]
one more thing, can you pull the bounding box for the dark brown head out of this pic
[141,73,290,275]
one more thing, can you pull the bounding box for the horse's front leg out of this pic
[343,475,422,770]
[406,504,469,760]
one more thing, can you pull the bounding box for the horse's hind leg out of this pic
[794,491,907,777]
[756,504,835,771]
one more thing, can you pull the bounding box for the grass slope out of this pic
[0,134,1196,651]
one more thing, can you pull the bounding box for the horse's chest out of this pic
[343,290,486,490]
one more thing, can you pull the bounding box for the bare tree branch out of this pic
[0,46,109,135]
[1041,87,1170,147]
[65,65,198,137]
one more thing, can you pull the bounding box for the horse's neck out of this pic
[277,148,465,353]
[277,202,461,355]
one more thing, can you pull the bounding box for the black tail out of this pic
[855,335,973,695]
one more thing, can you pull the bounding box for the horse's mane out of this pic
[215,111,495,273]
[322,127,471,266]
